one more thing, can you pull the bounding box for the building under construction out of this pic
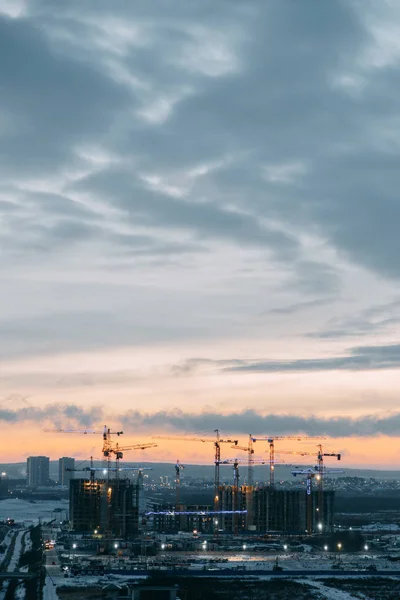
[69,478,139,537]
[219,485,334,534]
[151,505,214,534]
[150,486,334,535]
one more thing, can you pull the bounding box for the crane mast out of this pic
[316,445,341,530]
[153,431,238,536]
[252,436,326,487]
[175,460,185,510]
[292,465,343,533]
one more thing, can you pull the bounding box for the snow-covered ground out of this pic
[23,531,32,553]
[13,583,25,600]
[0,530,27,600]
[0,499,69,525]
[151,550,394,572]
[7,530,25,572]
[43,578,59,600]
[300,579,363,599]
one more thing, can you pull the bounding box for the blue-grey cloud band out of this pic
[3,404,400,438]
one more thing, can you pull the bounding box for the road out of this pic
[107,567,400,578]
[43,532,61,600]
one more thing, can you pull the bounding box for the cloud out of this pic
[268,297,335,315]
[124,407,400,438]
[73,169,299,260]
[225,343,400,374]
[307,298,400,339]
[0,15,130,178]
[0,402,103,428]
[1,0,400,397]
[3,402,400,439]
[0,401,400,438]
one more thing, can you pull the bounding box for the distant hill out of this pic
[1,461,400,483]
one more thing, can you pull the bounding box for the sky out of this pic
[1,0,400,468]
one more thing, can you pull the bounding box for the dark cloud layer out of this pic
[226,344,400,374]
[0,15,129,175]
[168,343,400,376]
[122,408,400,438]
[2,0,397,277]
[0,402,102,428]
[307,299,400,339]
[2,403,400,439]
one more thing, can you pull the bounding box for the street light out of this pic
[337,543,342,551]
[317,523,323,531]
[161,543,166,551]
[364,544,369,551]
[114,543,119,550]
[324,545,328,551]
[243,544,247,551]
[283,544,288,551]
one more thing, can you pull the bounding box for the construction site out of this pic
[44,427,341,543]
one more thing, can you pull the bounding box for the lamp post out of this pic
[72,543,77,563]
[337,542,342,564]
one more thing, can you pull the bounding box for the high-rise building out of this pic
[69,478,139,537]
[27,456,50,487]
[58,457,75,487]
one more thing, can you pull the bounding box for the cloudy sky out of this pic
[1,0,400,468]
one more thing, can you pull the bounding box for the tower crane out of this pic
[316,445,341,529]
[213,429,239,514]
[219,457,293,533]
[106,441,157,479]
[218,458,241,534]
[281,444,341,530]
[45,425,157,478]
[152,431,238,513]
[175,460,185,510]
[66,463,152,481]
[234,435,255,487]
[251,436,326,487]
[292,466,343,534]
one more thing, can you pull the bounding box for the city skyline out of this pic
[1,1,400,467]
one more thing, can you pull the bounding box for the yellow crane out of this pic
[251,436,326,487]
[152,430,238,524]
